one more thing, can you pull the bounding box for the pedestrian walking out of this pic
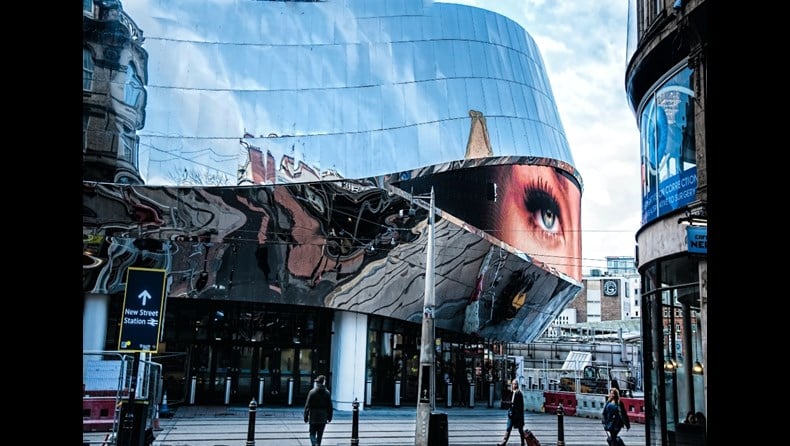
[304,375,333,446]
[497,379,527,446]
[454,364,468,407]
[602,387,629,445]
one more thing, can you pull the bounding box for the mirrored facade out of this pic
[118,0,575,186]
[84,0,585,409]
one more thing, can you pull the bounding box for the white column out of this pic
[84,293,109,352]
[83,292,110,385]
[330,310,368,411]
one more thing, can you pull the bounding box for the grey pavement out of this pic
[84,403,646,446]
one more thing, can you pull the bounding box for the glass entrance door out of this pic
[233,345,257,404]
[267,347,315,404]
[191,343,233,405]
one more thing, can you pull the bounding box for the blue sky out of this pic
[444,1,641,272]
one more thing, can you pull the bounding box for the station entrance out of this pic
[154,299,333,406]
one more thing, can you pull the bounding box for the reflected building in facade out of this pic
[83,0,147,185]
[625,0,711,444]
[83,0,585,410]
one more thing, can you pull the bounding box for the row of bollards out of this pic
[243,396,566,446]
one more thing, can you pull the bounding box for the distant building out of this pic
[547,256,640,330]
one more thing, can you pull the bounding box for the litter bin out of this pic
[428,412,448,446]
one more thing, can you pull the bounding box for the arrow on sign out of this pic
[138,290,152,306]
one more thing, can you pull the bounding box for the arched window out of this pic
[83,48,94,91]
[124,63,143,107]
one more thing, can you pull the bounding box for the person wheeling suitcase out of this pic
[602,387,629,445]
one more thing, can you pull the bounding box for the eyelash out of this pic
[523,177,564,241]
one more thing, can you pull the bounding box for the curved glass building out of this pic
[83,0,584,410]
[125,0,575,184]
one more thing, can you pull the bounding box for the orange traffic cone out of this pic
[153,405,161,431]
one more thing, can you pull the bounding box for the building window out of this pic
[124,63,144,107]
[83,0,93,16]
[83,49,94,91]
[639,66,696,225]
[120,132,138,164]
[83,114,90,152]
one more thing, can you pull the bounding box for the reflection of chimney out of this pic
[244,145,265,184]
[265,150,276,184]
[464,110,494,159]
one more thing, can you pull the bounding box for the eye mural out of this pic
[84,154,581,343]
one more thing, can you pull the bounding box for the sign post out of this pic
[118,267,168,353]
[117,267,167,446]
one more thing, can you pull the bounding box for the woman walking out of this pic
[602,387,629,445]
[497,379,526,446]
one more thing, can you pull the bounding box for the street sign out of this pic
[686,226,707,254]
[118,267,167,353]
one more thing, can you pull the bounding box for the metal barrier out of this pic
[83,351,162,442]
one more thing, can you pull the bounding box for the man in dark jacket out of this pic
[304,375,333,446]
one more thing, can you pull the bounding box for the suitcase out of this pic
[523,430,541,446]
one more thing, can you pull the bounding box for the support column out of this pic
[331,310,368,412]
[83,293,110,352]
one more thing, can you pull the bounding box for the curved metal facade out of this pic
[83,175,580,343]
[120,0,575,185]
[84,0,584,344]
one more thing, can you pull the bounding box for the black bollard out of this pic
[556,403,565,446]
[246,398,257,446]
[351,398,360,446]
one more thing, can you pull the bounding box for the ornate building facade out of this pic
[625,0,711,444]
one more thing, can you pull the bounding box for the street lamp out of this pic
[414,187,435,446]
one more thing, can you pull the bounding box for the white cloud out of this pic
[448,0,642,271]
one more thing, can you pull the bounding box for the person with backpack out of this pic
[602,387,630,445]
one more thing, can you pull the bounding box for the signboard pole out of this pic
[116,267,167,446]
[118,352,142,446]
